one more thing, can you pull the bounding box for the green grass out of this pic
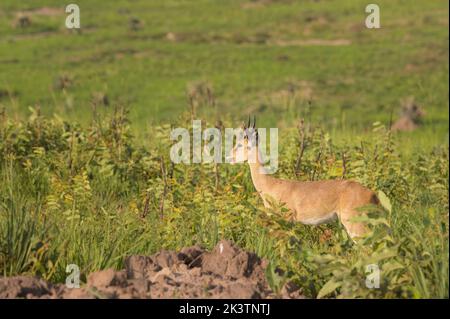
[0,0,448,143]
[0,109,448,298]
[0,0,448,298]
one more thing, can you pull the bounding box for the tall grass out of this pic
[0,106,448,298]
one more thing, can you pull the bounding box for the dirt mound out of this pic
[391,97,425,132]
[0,240,303,299]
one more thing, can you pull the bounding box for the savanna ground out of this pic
[0,0,448,298]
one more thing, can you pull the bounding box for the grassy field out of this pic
[1,1,448,138]
[0,0,448,298]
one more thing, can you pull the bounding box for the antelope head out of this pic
[228,116,259,164]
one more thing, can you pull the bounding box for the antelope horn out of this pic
[253,115,256,129]
[247,116,250,129]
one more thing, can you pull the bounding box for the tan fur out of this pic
[230,130,380,240]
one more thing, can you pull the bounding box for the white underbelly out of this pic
[300,212,337,225]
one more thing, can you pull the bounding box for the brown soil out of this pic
[0,240,304,299]
[18,7,64,17]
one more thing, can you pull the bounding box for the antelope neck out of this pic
[247,147,271,194]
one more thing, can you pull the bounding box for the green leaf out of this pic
[382,261,404,274]
[377,190,392,213]
[317,279,341,299]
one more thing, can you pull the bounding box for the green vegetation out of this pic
[0,0,448,298]
[0,108,448,298]
[0,1,448,138]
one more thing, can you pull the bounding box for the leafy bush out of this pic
[0,107,448,298]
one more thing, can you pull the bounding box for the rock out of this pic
[125,255,161,279]
[87,269,127,288]
[60,288,95,299]
[0,276,52,298]
[202,240,266,282]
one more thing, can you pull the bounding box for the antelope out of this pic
[228,118,380,240]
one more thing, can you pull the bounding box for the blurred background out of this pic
[0,0,448,149]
